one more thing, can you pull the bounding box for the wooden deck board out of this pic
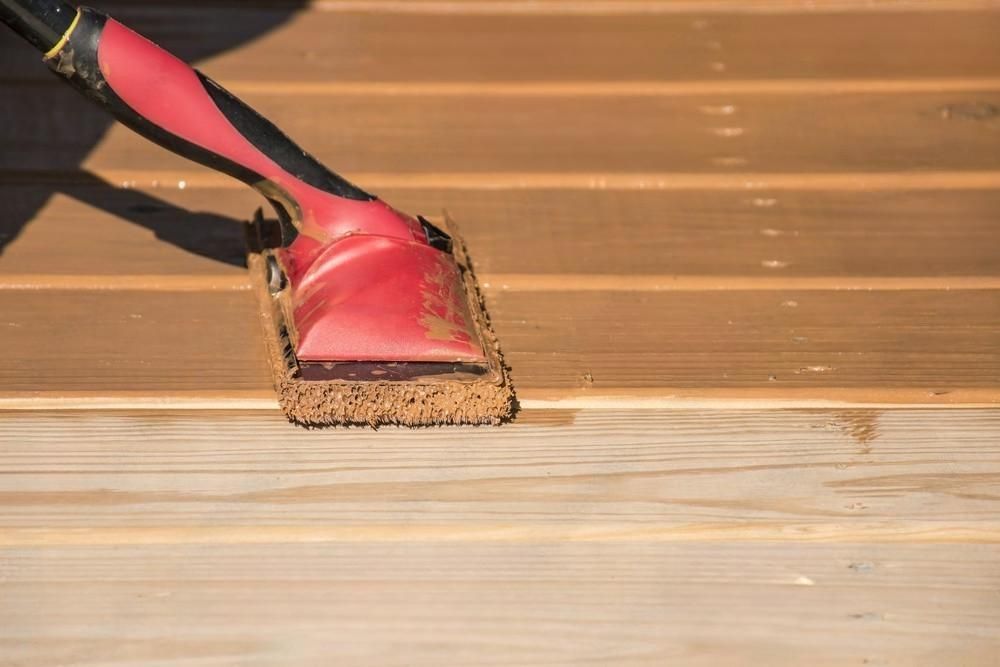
[6,9,1000,84]
[0,291,271,395]
[4,186,1000,281]
[487,289,1000,394]
[0,289,997,402]
[2,541,997,665]
[5,89,1000,175]
[0,409,998,540]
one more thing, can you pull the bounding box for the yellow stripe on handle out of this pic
[42,6,79,59]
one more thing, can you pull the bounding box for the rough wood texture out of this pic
[6,9,1000,84]
[6,89,1000,174]
[2,542,999,666]
[2,2,1000,664]
[0,291,272,396]
[0,409,998,541]
[3,186,1000,280]
[1,289,997,402]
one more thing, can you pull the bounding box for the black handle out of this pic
[0,0,76,53]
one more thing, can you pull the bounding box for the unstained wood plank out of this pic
[1,541,998,665]
[0,409,998,541]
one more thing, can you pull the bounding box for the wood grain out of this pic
[0,289,996,401]
[0,409,998,542]
[6,9,1000,85]
[3,186,1000,280]
[0,186,253,279]
[487,289,1000,395]
[0,290,271,396]
[1,541,998,666]
[4,89,1000,176]
[101,9,1000,85]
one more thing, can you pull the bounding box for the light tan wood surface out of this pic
[1,2,998,664]
[0,409,998,541]
[3,541,998,666]
[2,542,998,666]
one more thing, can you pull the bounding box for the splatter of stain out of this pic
[828,410,881,455]
[419,256,476,346]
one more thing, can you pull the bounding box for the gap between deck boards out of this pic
[2,274,1000,292]
[7,171,1000,190]
[1,391,997,411]
[11,79,1000,96]
[224,79,1000,96]
[118,1,1000,15]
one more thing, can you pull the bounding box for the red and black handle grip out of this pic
[0,0,436,251]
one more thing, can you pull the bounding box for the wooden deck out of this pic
[1,1,999,664]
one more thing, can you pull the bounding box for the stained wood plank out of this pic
[3,186,1000,280]
[487,289,1000,393]
[187,10,1000,85]
[0,409,998,541]
[4,89,1000,175]
[0,290,271,395]
[1,541,998,665]
[0,289,996,402]
[6,9,1000,84]
[0,186,254,278]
